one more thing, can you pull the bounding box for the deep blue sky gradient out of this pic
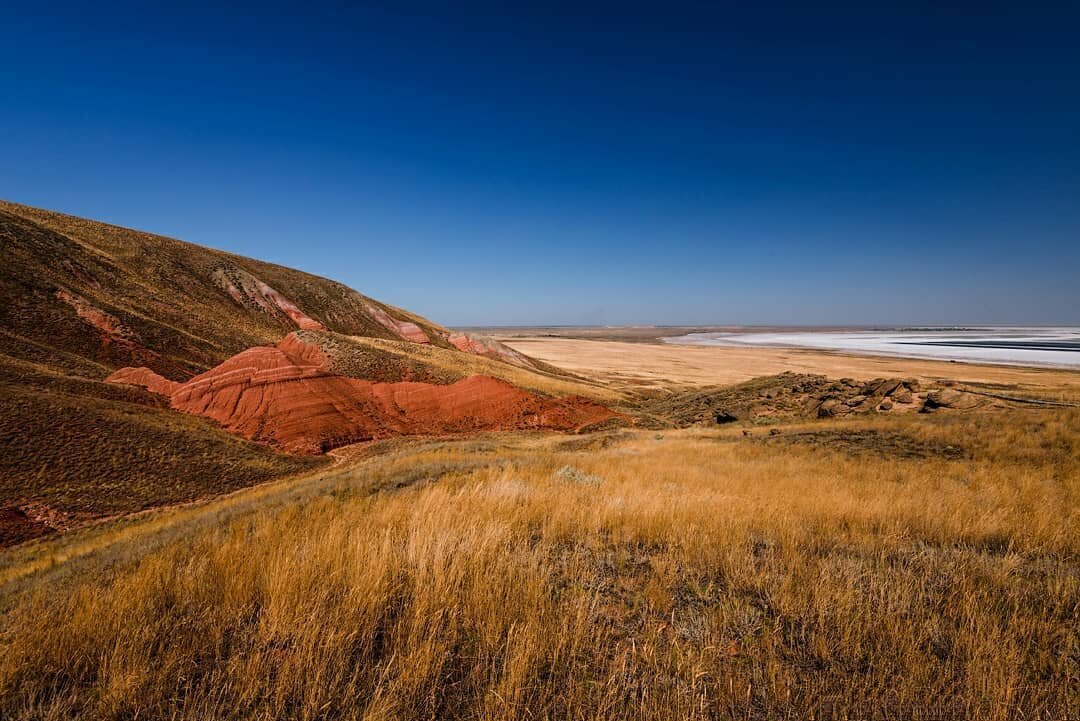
[2,2,1078,325]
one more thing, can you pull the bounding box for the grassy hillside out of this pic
[2,409,1075,720]
[0,354,323,528]
[0,200,460,380]
[0,201,595,531]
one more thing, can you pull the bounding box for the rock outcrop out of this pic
[447,332,535,367]
[212,266,326,331]
[644,373,1009,428]
[922,388,983,411]
[108,335,617,453]
[365,303,430,344]
[106,366,182,396]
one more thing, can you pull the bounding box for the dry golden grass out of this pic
[502,337,1080,398]
[1,409,1076,720]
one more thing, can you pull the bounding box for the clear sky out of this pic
[1,2,1078,326]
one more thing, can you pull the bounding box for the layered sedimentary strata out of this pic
[447,332,533,367]
[105,366,182,396]
[364,303,430,344]
[212,266,326,331]
[107,334,615,453]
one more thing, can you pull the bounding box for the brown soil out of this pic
[0,378,322,522]
[0,507,56,548]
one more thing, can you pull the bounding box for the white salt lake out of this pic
[664,328,1080,369]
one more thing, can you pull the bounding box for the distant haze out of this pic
[2,3,1078,326]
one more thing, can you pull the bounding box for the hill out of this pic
[0,200,614,542]
[2,199,487,378]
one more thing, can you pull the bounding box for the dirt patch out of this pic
[0,506,60,548]
[554,431,636,452]
[763,429,969,460]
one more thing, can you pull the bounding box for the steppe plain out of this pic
[1,203,1076,720]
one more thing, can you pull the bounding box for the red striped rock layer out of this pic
[364,303,430,344]
[447,332,533,366]
[107,337,615,453]
[212,266,326,331]
[106,366,182,396]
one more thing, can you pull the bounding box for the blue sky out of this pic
[1,2,1078,326]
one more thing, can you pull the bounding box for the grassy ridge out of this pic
[0,199,599,525]
[0,200,462,379]
[307,331,620,402]
[2,409,1075,720]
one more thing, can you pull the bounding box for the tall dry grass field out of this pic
[1,410,1077,720]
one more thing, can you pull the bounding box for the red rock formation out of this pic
[57,288,173,372]
[107,335,616,453]
[55,289,130,337]
[105,367,182,396]
[212,267,326,330]
[364,303,430,344]
[276,330,330,366]
[447,332,532,366]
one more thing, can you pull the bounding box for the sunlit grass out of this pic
[1,409,1076,720]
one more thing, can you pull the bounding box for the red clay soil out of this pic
[448,332,532,366]
[108,334,616,453]
[55,288,174,373]
[54,289,129,337]
[106,366,182,396]
[364,303,430,344]
[212,267,326,331]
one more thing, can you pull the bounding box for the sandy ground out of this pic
[500,336,1080,396]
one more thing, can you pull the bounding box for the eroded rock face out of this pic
[447,332,533,367]
[105,366,182,396]
[55,289,130,338]
[364,303,430,344]
[56,288,173,372]
[107,334,616,453]
[212,266,326,331]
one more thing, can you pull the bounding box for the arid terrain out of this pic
[1,204,1077,720]
[498,335,1080,397]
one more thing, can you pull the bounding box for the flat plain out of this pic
[500,334,1080,398]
